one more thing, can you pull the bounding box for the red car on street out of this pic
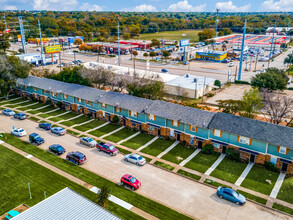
[120,174,141,190]
[96,142,119,156]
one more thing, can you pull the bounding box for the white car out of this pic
[124,153,146,166]
[2,109,15,116]
[228,62,234,67]
[11,128,27,137]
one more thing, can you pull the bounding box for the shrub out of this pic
[112,115,119,124]
[97,185,111,208]
[235,80,250,85]
[225,148,240,162]
[288,87,293,90]
[214,80,221,88]
[45,99,51,105]
[206,93,215,97]
[202,144,214,154]
[264,161,279,172]
[56,101,65,110]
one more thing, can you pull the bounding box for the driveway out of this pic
[0,114,290,220]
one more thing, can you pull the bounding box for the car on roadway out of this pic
[57,63,65,67]
[120,174,141,190]
[217,187,246,205]
[66,151,86,165]
[96,142,119,156]
[11,128,27,137]
[221,60,228,63]
[51,127,66,136]
[68,61,74,65]
[80,137,97,148]
[228,62,234,67]
[39,122,52,130]
[2,109,15,116]
[14,112,27,120]
[161,68,168,73]
[124,154,146,166]
[183,61,189,65]
[49,144,66,155]
[29,133,45,146]
[76,60,82,63]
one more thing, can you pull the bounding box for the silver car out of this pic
[80,137,97,148]
[124,154,146,166]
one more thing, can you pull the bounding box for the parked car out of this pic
[80,137,97,148]
[39,122,52,130]
[11,128,27,137]
[221,60,228,63]
[120,174,141,190]
[183,61,189,65]
[51,127,66,136]
[57,63,65,67]
[68,61,74,65]
[228,62,234,67]
[96,142,119,156]
[2,109,15,116]
[66,151,86,165]
[13,113,27,120]
[49,144,66,155]
[76,60,82,63]
[29,133,45,146]
[124,154,146,166]
[217,187,246,205]
[161,68,168,73]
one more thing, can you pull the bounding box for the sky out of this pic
[1,0,293,12]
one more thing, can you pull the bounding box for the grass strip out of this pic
[276,175,293,204]
[161,143,195,164]
[236,190,267,205]
[153,161,175,171]
[116,146,132,155]
[141,138,174,157]
[177,169,201,181]
[273,203,293,216]
[122,133,154,150]
[61,115,91,127]
[67,129,80,136]
[74,120,106,132]
[204,179,230,188]
[89,123,121,137]
[29,116,40,122]
[105,127,137,143]
[27,106,55,114]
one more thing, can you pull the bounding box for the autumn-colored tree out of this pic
[74,38,83,45]
[78,44,87,51]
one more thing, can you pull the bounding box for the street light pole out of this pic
[268,20,277,68]
[117,20,121,66]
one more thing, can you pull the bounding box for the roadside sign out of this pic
[44,45,61,54]
[180,39,190,47]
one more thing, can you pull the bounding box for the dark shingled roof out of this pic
[145,100,215,128]
[209,112,293,149]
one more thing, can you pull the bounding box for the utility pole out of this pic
[38,19,45,65]
[215,8,220,38]
[254,53,259,72]
[238,19,247,80]
[117,20,121,66]
[3,14,7,30]
[18,16,26,54]
[201,76,206,103]
[268,20,277,68]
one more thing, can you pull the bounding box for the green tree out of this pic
[132,50,138,73]
[162,50,170,62]
[149,51,156,59]
[198,29,215,41]
[0,34,10,54]
[123,33,130,40]
[240,88,263,119]
[97,185,110,208]
[217,99,242,115]
[143,52,148,59]
[251,68,289,91]
[214,80,221,88]
[73,38,83,45]
[222,27,232,35]
[150,39,161,47]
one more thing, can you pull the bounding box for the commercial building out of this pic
[16,53,59,66]
[265,27,293,35]
[86,42,138,54]
[114,40,151,49]
[16,76,293,174]
[13,188,120,220]
[195,51,227,62]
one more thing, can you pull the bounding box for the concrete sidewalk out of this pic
[205,154,226,176]
[179,149,201,167]
[235,162,254,186]
[270,173,286,198]
[157,141,180,158]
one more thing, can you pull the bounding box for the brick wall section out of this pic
[160,127,170,137]
[255,154,266,165]
[180,133,191,145]
[71,104,78,112]
[240,151,250,161]
[287,162,293,174]
[40,95,46,103]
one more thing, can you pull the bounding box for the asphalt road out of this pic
[0,114,290,220]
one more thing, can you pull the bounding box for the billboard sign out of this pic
[180,39,190,47]
[45,45,61,54]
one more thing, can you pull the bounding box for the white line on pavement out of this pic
[86,122,110,133]
[235,162,254,186]
[118,131,140,145]
[100,126,125,139]
[179,149,201,167]
[270,172,286,198]
[71,118,95,128]
[205,153,226,176]
[137,136,159,152]
[157,141,180,159]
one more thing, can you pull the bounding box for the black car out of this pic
[49,144,66,155]
[66,151,86,165]
[39,122,52,130]
[29,133,45,146]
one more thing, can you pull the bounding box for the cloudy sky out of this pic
[1,0,293,12]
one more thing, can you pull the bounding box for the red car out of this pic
[120,174,141,190]
[96,142,119,156]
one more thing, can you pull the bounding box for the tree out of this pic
[198,29,215,41]
[240,88,263,119]
[284,54,293,74]
[0,34,10,54]
[78,44,88,51]
[143,52,148,58]
[132,50,138,73]
[214,80,221,88]
[222,27,232,35]
[150,39,161,47]
[217,99,242,115]
[18,48,25,54]
[97,185,110,208]
[73,38,83,45]
[123,33,130,40]
[149,51,156,59]
[251,68,289,92]
[162,50,170,62]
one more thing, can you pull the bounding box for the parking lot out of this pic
[0,96,292,219]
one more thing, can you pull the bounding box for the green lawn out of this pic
[49,112,79,122]
[28,116,40,122]
[161,143,195,164]
[236,190,267,205]
[138,30,200,42]
[121,133,154,150]
[0,95,18,103]
[0,134,192,220]
[5,100,34,108]
[18,103,45,111]
[61,115,91,127]
[204,179,229,188]
[210,158,248,183]
[177,169,201,181]
[277,175,293,203]
[0,97,23,105]
[241,164,279,195]
[27,106,55,114]
[75,120,106,132]
[89,123,121,138]
[273,203,293,216]
[116,147,132,155]
[38,109,67,119]
[184,152,220,173]
[104,127,137,143]
[66,129,80,136]
[153,161,175,171]
[140,138,174,157]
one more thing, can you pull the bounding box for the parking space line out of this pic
[157,141,180,159]
[86,122,110,133]
[100,126,125,139]
[137,136,159,152]
[235,162,254,186]
[205,153,226,176]
[179,149,201,167]
[270,172,286,198]
[71,118,95,128]
[36,108,60,115]
[118,131,140,145]
[57,114,83,123]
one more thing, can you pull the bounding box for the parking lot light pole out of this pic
[238,19,247,80]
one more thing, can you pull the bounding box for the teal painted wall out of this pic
[146,115,165,126]
[129,112,145,122]
[166,119,184,131]
[185,125,209,139]
[268,144,293,160]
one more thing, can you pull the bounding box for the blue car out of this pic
[49,144,66,155]
[183,61,189,65]
[2,109,15,116]
[14,112,27,120]
[217,187,246,205]
[161,68,168,73]
[51,127,66,136]
[39,122,52,130]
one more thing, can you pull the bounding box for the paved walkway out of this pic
[33,105,50,111]
[235,162,254,186]
[179,149,201,167]
[270,173,286,198]
[137,136,159,152]
[157,141,180,158]
[16,102,39,109]
[205,154,226,176]
[2,99,28,107]
[86,122,110,133]
[1,97,21,103]
[57,114,83,123]
[47,111,71,119]
[10,100,30,106]
[100,126,125,139]
[71,119,95,128]
[36,108,60,115]
[117,131,140,145]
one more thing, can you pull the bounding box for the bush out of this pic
[214,80,221,88]
[56,101,65,110]
[264,161,279,172]
[288,87,293,90]
[112,115,119,124]
[202,144,214,154]
[206,93,215,97]
[225,148,240,162]
[97,185,111,208]
[108,55,116,58]
[235,80,250,85]
[45,99,51,105]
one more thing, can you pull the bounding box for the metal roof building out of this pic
[13,188,121,220]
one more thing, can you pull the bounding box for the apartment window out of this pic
[115,107,121,113]
[78,98,82,103]
[130,111,138,117]
[101,103,106,108]
[170,129,175,137]
[34,87,37,91]
[51,92,57,97]
[44,90,49,95]
[85,100,92,106]
[238,136,251,145]
[278,146,287,154]
[24,86,28,90]
[149,126,155,131]
[213,143,221,149]
[172,120,179,127]
[149,114,155,121]
[270,156,277,165]
[190,125,197,132]
[213,129,222,137]
[63,94,68,99]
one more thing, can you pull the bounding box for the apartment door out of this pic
[198,141,203,149]
[281,163,288,173]
[222,145,227,154]
[177,133,181,141]
[157,129,161,136]
[250,154,255,163]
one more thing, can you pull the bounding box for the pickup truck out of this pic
[29,133,45,146]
